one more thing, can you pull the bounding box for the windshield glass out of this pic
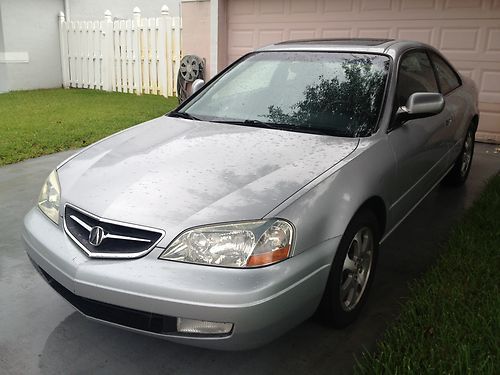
[180,51,390,137]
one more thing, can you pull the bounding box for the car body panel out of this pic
[267,137,396,252]
[386,111,452,223]
[447,76,479,159]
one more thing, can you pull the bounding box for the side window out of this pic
[396,51,439,107]
[430,52,461,94]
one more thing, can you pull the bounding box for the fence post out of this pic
[58,11,70,88]
[102,10,114,91]
[132,7,142,95]
[157,5,169,97]
[172,16,181,96]
[165,8,173,96]
[140,16,150,94]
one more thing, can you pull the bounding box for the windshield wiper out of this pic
[211,119,287,130]
[210,118,351,137]
[168,111,201,121]
[242,119,285,130]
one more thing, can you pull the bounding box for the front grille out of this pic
[32,262,177,335]
[64,204,164,258]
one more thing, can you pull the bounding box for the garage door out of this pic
[225,0,500,142]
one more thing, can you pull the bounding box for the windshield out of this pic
[179,51,390,137]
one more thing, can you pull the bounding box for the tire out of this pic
[442,125,475,186]
[317,209,380,328]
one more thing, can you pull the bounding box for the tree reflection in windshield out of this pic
[266,57,389,137]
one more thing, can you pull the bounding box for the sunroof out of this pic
[277,38,394,46]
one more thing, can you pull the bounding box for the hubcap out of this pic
[461,131,473,177]
[340,227,374,312]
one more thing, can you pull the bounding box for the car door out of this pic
[387,49,452,226]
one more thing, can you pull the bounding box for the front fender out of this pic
[267,136,396,255]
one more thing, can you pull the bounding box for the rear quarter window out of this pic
[430,52,461,94]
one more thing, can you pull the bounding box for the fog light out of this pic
[177,318,233,335]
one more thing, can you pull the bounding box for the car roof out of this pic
[257,38,430,57]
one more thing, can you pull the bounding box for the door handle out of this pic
[445,118,452,127]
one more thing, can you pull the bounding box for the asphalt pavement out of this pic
[0,144,498,375]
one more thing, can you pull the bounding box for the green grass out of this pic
[355,174,500,374]
[0,88,178,166]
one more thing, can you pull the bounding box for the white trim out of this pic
[0,52,29,64]
[64,0,71,21]
[210,0,219,78]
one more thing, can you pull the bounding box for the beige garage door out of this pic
[225,0,500,142]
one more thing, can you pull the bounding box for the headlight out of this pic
[159,219,293,268]
[38,170,61,224]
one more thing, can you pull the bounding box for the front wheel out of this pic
[443,125,475,186]
[317,209,380,327]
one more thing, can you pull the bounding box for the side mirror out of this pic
[191,79,205,95]
[397,92,444,122]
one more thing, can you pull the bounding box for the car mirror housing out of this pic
[397,92,445,123]
[191,79,205,96]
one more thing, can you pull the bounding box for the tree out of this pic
[266,57,388,137]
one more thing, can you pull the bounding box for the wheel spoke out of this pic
[352,279,362,302]
[340,274,356,304]
[359,229,372,256]
[343,256,357,272]
[352,232,362,259]
[361,252,372,270]
[464,154,470,167]
[461,131,474,176]
[357,270,367,287]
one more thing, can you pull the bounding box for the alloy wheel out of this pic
[340,226,374,312]
[461,130,473,177]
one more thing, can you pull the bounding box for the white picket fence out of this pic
[58,6,182,97]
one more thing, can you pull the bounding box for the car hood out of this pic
[58,116,358,244]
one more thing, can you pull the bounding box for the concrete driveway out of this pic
[1,144,498,375]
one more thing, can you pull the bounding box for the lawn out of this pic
[0,88,178,166]
[355,174,500,374]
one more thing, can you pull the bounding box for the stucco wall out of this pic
[181,0,210,79]
[0,0,63,91]
[68,0,180,20]
[0,0,181,92]
[0,6,8,92]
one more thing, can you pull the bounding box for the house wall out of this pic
[216,0,227,72]
[0,0,63,91]
[0,0,181,93]
[68,0,180,20]
[181,0,211,78]
[0,7,8,92]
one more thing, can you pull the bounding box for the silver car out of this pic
[23,39,478,350]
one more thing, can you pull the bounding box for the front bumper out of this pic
[23,208,338,350]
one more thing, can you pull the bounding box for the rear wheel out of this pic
[443,125,475,186]
[317,209,379,327]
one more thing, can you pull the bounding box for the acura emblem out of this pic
[89,226,105,246]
